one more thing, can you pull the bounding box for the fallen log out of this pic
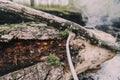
[0,22,116,80]
[0,0,119,51]
[0,0,119,80]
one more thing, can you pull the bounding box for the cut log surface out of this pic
[0,0,119,51]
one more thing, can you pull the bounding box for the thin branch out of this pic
[66,32,79,80]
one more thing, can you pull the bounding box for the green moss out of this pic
[59,29,69,37]
[46,54,60,67]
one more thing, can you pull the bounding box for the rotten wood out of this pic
[0,35,115,80]
[0,23,116,80]
[0,39,67,76]
[0,0,119,51]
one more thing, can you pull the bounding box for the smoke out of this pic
[74,0,120,28]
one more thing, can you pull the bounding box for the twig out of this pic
[66,32,79,80]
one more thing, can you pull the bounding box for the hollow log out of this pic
[0,0,119,51]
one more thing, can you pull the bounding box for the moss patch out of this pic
[46,54,60,67]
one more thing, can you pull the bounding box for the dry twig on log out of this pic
[66,32,79,80]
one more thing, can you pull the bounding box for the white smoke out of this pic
[73,0,120,28]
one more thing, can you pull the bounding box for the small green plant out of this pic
[46,54,60,66]
[59,29,69,37]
